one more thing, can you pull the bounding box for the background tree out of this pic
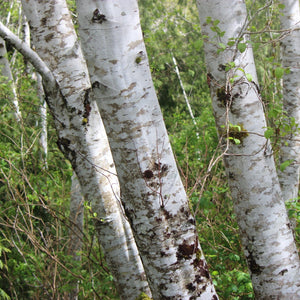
[0,36,21,121]
[277,0,300,203]
[196,0,300,298]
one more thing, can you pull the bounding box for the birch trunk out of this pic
[278,0,300,202]
[196,0,300,298]
[69,173,84,300]
[172,54,199,139]
[18,1,151,298]
[21,15,48,168]
[36,73,48,169]
[0,36,21,121]
[75,0,218,298]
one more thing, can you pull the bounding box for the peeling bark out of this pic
[196,0,300,298]
[75,0,218,298]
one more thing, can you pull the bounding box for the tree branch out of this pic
[0,21,56,90]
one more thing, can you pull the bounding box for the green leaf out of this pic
[264,128,274,139]
[194,39,203,51]
[278,3,285,9]
[229,137,241,145]
[225,61,235,71]
[217,43,226,53]
[274,67,285,79]
[238,43,247,53]
[206,17,212,24]
[245,73,253,81]
[280,159,293,172]
[219,31,225,37]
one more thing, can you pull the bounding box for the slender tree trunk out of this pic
[20,14,48,168]
[36,73,48,168]
[0,36,21,121]
[75,1,218,298]
[196,0,300,298]
[278,0,300,202]
[17,1,151,298]
[172,54,199,139]
[69,173,84,300]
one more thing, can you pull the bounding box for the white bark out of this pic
[23,19,48,168]
[69,173,84,300]
[196,0,300,298]
[22,13,31,74]
[278,0,300,202]
[0,36,21,121]
[76,0,218,298]
[172,54,199,139]
[16,1,151,298]
[36,73,48,169]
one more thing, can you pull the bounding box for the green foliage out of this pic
[220,123,249,145]
[212,269,253,299]
[0,240,11,300]
[237,42,247,53]
[1,0,299,299]
[286,200,300,244]
[0,70,118,299]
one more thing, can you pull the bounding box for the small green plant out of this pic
[0,240,11,300]
[135,292,153,300]
[221,123,249,145]
[285,199,300,247]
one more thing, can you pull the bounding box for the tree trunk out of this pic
[0,36,21,121]
[68,173,84,300]
[36,72,48,169]
[196,0,300,298]
[18,1,151,298]
[278,0,300,202]
[75,0,218,298]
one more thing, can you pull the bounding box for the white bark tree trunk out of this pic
[16,1,151,298]
[278,0,300,202]
[36,72,48,169]
[69,173,84,300]
[172,54,199,139]
[21,14,48,169]
[196,0,300,298]
[75,0,218,298]
[0,36,21,121]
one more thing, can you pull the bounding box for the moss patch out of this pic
[135,292,153,300]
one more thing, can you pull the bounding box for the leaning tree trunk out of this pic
[75,0,218,298]
[278,0,300,202]
[196,0,300,298]
[18,1,151,298]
